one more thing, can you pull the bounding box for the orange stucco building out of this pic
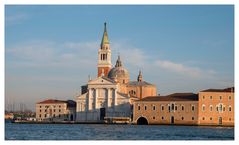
[198,87,234,126]
[133,87,234,126]
[133,93,198,125]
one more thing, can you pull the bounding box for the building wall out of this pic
[198,91,234,126]
[127,85,157,99]
[133,101,198,125]
[76,81,131,122]
[36,103,69,121]
[98,67,111,77]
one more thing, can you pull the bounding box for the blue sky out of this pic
[5,5,234,111]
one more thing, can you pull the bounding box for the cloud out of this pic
[110,43,147,68]
[6,40,98,69]
[5,13,29,25]
[109,43,216,80]
[154,59,215,78]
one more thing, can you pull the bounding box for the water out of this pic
[5,122,234,140]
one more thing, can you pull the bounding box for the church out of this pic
[76,23,157,123]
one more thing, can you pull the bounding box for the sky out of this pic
[5,5,234,111]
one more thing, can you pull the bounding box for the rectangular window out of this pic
[40,109,41,112]
[229,96,231,100]
[210,96,212,99]
[220,96,222,100]
[39,114,41,118]
[39,106,42,108]
[138,105,140,110]
[144,106,147,110]
[168,106,171,112]
[45,114,47,117]
[59,109,61,112]
[175,106,177,111]
[161,105,164,111]
[182,106,184,111]
[192,117,194,120]
[203,96,205,99]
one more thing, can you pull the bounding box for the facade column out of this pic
[95,89,98,110]
[114,88,117,106]
[107,89,110,108]
[88,88,92,111]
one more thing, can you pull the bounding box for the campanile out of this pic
[97,23,112,77]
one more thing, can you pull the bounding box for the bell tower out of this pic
[97,22,112,77]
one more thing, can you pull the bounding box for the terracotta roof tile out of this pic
[200,87,234,93]
[37,99,66,104]
[37,99,76,108]
[138,93,198,101]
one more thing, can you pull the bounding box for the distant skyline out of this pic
[5,5,234,111]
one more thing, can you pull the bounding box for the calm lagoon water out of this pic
[5,122,234,140]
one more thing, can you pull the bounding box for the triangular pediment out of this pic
[88,76,116,85]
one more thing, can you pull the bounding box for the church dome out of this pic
[108,55,129,83]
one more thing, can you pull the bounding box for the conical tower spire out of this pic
[101,22,109,48]
[137,70,143,82]
[115,55,122,67]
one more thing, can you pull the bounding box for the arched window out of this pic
[229,106,232,112]
[192,105,195,111]
[202,104,205,111]
[171,104,174,111]
[219,104,223,112]
[152,105,156,110]
[210,105,213,111]
[182,106,184,111]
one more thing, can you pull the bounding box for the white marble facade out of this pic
[76,76,131,122]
